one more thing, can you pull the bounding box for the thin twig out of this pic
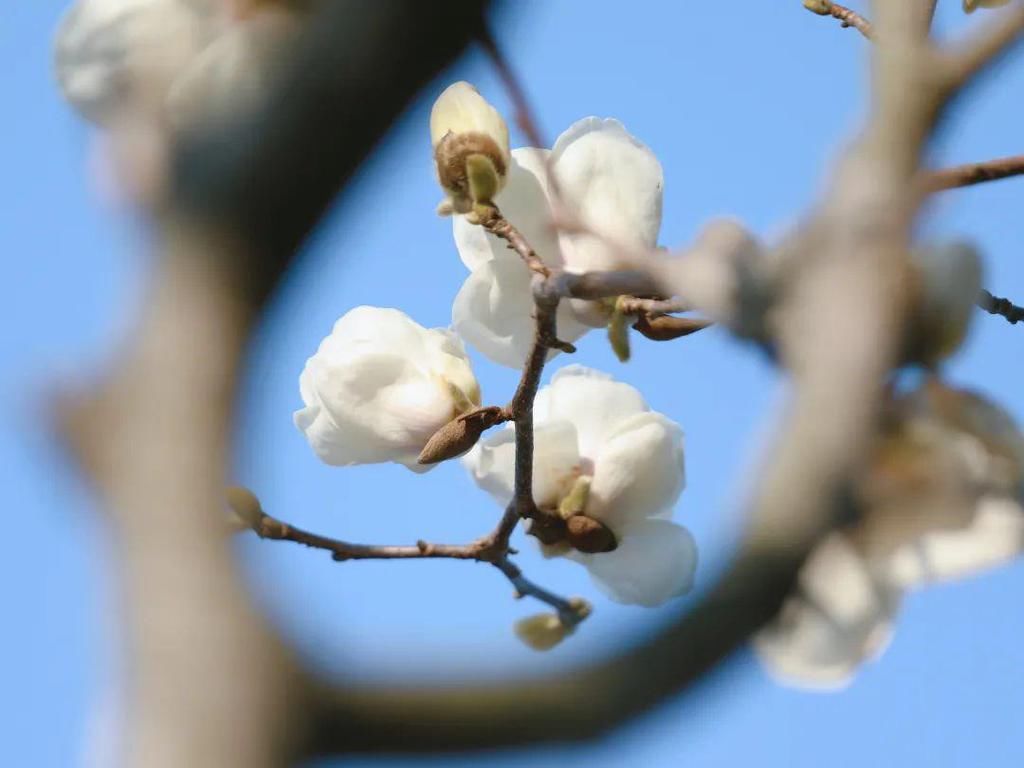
[925,153,1024,191]
[252,505,585,623]
[478,27,547,150]
[805,1,874,40]
[978,288,1024,324]
[478,207,551,277]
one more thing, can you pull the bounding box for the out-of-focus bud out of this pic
[430,82,511,215]
[514,613,569,651]
[417,406,504,465]
[607,298,632,363]
[226,485,265,531]
[963,0,1012,13]
[906,242,982,365]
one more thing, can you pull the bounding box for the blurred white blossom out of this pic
[452,118,664,367]
[295,307,481,472]
[55,0,303,128]
[755,380,1024,689]
[463,365,695,606]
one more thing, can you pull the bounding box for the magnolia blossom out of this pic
[55,0,303,127]
[755,381,1024,689]
[463,365,695,606]
[294,307,481,472]
[452,118,664,368]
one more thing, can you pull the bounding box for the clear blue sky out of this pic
[4,2,1024,766]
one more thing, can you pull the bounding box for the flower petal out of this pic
[551,117,663,273]
[754,533,899,689]
[884,496,1024,589]
[295,307,477,471]
[534,365,648,459]
[452,258,589,369]
[574,519,697,607]
[463,421,581,509]
[452,148,559,271]
[587,412,685,529]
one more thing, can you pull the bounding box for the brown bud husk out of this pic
[566,515,618,554]
[633,314,713,341]
[226,485,264,530]
[418,406,504,465]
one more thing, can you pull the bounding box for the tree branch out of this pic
[978,288,1024,324]
[925,153,1024,190]
[804,1,874,40]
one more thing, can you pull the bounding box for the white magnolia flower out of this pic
[295,307,481,472]
[452,118,664,368]
[55,0,303,127]
[463,365,695,606]
[755,382,1024,689]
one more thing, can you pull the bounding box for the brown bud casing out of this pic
[565,515,618,554]
[633,314,713,341]
[418,406,505,465]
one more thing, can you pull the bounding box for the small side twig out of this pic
[251,504,585,623]
[924,154,1024,191]
[804,1,874,40]
[978,288,1024,325]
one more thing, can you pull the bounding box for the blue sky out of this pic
[4,2,1024,766]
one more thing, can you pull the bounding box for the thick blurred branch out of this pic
[63,2,491,767]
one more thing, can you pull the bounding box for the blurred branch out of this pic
[61,2,491,767]
[978,288,1024,324]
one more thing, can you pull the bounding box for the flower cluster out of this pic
[755,380,1024,688]
[292,81,696,613]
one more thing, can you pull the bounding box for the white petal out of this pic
[535,365,648,459]
[574,519,697,607]
[885,496,1024,589]
[463,421,581,509]
[452,258,589,369]
[429,81,510,161]
[296,351,451,468]
[754,533,900,690]
[295,307,478,471]
[462,428,516,506]
[587,412,685,530]
[452,148,559,271]
[551,117,663,273]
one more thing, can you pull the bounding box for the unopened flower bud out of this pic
[632,314,713,341]
[430,81,510,214]
[226,485,264,530]
[514,613,569,651]
[566,514,618,554]
[963,0,1012,13]
[418,406,504,465]
[907,242,982,364]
